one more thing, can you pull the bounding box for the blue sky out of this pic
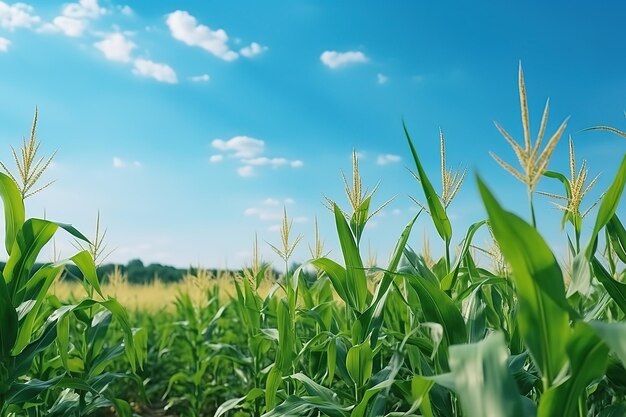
[0,0,624,268]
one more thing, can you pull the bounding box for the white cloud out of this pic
[320,50,368,69]
[166,10,238,61]
[118,5,132,16]
[62,0,106,19]
[0,2,40,30]
[0,36,10,51]
[377,73,388,84]
[94,32,135,62]
[113,157,141,168]
[190,73,210,82]
[392,208,401,216]
[132,58,178,84]
[241,157,288,167]
[376,154,401,165]
[237,165,255,177]
[212,136,303,177]
[112,157,124,168]
[245,198,303,223]
[212,136,265,158]
[209,154,223,163]
[47,16,86,36]
[40,0,106,37]
[240,42,267,58]
[263,197,293,206]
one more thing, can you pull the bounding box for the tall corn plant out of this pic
[0,111,142,416]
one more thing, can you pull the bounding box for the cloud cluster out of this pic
[210,136,303,177]
[166,10,266,61]
[0,1,40,30]
[320,50,368,69]
[93,31,178,84]
[42,0,106,37]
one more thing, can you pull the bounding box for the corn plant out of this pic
[0,111,143,416]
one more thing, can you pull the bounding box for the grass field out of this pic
[1,67,626,417]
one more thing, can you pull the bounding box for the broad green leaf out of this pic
[4,219,58,297]
[358,214,419,347]
[478,176,570,385]
[586,154,626,258]
[312,257,351,308]
[262,395,351,417]
[0,275,17,357]
[449,332,525,417]
[71,250,103,297]
[346,338,373,387]
[607,215,626,263]
[538,322,609,417]
[588,321,626,367]
[592,258,626,315]
[405,273,467,363]
[403,121,452,242]
[566,251,591,298]
[334,203,368,312]
[0,172,25,255]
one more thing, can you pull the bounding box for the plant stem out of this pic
[528,190,537,228]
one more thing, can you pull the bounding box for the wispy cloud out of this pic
[166,10,238,61]
[113,156,141,169]
[41,0,106,37]
[209,154,223,163]
[245,198,306,226]
[240,42,267,58]
[117,5,132,16]
[0,36,10,51]
[190,73,210,82]
[320,50,368,69]
[237,165,255,177]
[212,136,264,158]
[132,58,178,84]
[376,154,401,165]
[94,32,135,62]
[0,1,40,30]
[377,73,388,84]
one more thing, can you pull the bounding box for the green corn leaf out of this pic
[334,203,369,312]
[262,395,352,417]
[538,322,609,417]
[588,321,626,367]
[543,170,574,231]
[448,332,526,417]
[586,154,626,258]
[607,215,626,263]
[358,213,419,347]
[403,121,452,242]
[4,219,58,298]
[592,258,626,315]
[0,172,25,255]
[405,273,467,365]
[478,176,570,386]
[312,258,351,308]
[346,338,373,387]
[0,275,17,357]
[71,250,103,297]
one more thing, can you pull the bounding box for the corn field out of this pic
[1,66,626,417]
